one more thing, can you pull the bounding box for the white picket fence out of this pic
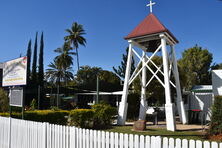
[0,116,221,148]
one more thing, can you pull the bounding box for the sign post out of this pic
[2,56,27,119]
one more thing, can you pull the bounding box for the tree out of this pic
[211,63,222,70]
[38,32,44,86]
[208,96,222,136]
[29,32,38,106]
[37,32,45,109]
[75,66,102,90]
[113,47,135,79]
[75,66,121,92]
[178,45,213,90]
[54,42,75,70]
[46,59,74,107]
[32,32,38,83]
[99,70,122,92]
[46,59,74,86]
[65,22,86,71]
[26,39,32,83]
[54,42,75,90]
[0,88,9,112]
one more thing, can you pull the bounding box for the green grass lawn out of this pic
[103,125,206,141]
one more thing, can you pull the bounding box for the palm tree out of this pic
[46,59,74,86]
[64,22,86,71]
[54,42,75,70]
[46,59,73,107]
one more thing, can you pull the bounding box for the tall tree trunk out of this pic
[76,47,80,71]
[57,81,60,108]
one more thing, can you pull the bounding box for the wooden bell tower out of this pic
[117,1,187,131]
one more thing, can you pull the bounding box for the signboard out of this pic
[212,70,222,96]
[9,87,23,107]
[2,56,27,87]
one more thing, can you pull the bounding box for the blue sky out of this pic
[0,0,221,73]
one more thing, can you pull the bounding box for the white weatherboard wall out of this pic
[190,92,213,121]
[212,70,222,96]
[1,117,222,148]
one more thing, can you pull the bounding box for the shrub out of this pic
[209,96,222,135]
[30,99,37,110]
[68,103,117,129]
[68,109,94,128]
[92,103,116,129]
[0,88,9,112]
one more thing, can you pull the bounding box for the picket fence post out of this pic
[8,117,11,148]
[43,122,47,148]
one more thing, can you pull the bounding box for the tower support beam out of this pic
[171,45,188,124]
[117,41,133,125]
[160,34,176,131]
[139,51,148,120]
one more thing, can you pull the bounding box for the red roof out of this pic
[125,13,178,43]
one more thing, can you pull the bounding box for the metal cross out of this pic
[147,0,156,13]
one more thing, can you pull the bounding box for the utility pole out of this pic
[96,75,99,104]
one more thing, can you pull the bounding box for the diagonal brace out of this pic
[145,55,176,88]
[128,45,161,85]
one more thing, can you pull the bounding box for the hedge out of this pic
[0,104,117,129]
[0,110,69,125]
[68,103,117,129]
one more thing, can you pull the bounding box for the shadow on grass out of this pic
[177,128,204,132]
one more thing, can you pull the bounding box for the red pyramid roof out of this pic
[125,13,178,43]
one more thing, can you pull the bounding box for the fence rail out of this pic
[0,116,221,148]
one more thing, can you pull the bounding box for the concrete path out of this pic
[124,121,208,132]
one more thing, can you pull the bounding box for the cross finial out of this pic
[147,0,156,13]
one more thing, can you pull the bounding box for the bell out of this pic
[146,39,161,52]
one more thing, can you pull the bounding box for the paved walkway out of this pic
[124,121,208,132]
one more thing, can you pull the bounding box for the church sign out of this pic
[2,56,27,87]
[9,87,23,107]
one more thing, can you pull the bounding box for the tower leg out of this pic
[171,45,188,124]
[160,34,176,131]
[117,42,133,125]
[139,51,148,120]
